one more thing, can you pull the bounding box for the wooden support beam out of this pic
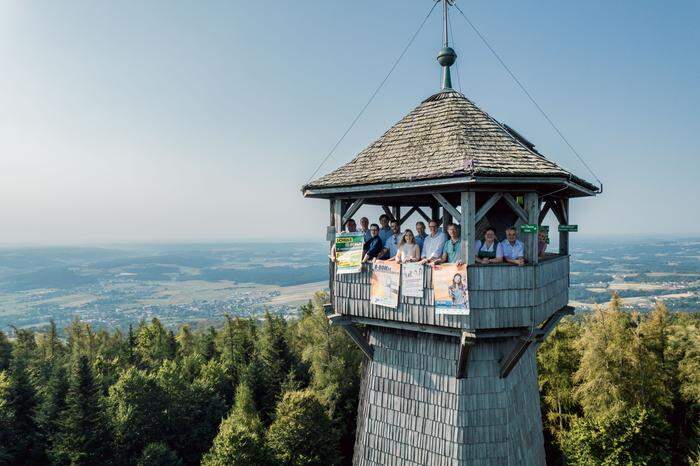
[333,199,344,233]
[415,207,431,223]
[502,193,528,222]
[461,191,476,266]
[475,193,502,223]
[381,205,395,221]
[399,206,419,225]
[456,332,476,379]
[524,192,539,265]
[535,306,575,345]
[558,198,570,255]
[327,313,374,360]
[431,206,440,223]
[499,337,532,378]
[432,193,461,221]
[538,200,554,224]
[392,206,401,225]
[341,198,365,225]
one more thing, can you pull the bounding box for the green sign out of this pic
[539,225,550,232]
[520,224,538,233]
[558,225,579,232]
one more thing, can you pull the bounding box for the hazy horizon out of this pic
[1,1,698,243]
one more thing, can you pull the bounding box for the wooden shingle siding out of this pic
[334,256,569,330]
[353,327,545,466]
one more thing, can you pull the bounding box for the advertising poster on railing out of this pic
[334,232,365,274]
[370,260,400,308]
[401,262,424,298]
[432,263,470,315]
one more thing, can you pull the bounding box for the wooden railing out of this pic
[331,255,569,331]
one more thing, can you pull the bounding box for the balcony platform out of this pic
[332,254,569,331]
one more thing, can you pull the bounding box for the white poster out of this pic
[401,263,424,298]
[370,260,400,309]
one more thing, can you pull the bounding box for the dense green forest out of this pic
[0,293,698,465]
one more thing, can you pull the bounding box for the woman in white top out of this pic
[473,228,504,264]
[394,229,421,263]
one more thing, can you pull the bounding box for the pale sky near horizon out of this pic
[1,1,698,245]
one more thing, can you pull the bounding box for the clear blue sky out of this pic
[1,1,698,244]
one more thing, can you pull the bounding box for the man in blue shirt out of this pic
[359,217,372,242]
[362,224,383,262]
[500,227,526,266]
[381,220,402,259]
[415,221,428,252]
[378,214,393,246]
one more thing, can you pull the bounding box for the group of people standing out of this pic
[335,214,548,266]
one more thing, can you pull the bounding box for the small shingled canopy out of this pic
[302,90,598,199]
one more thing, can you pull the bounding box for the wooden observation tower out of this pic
[302,2,598,464]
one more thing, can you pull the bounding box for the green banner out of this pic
[539,225,550,232]
[520,224,538,233]
[335,232,364,274]
[558,225,579,232]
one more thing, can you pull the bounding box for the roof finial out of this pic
[437,0,457,91]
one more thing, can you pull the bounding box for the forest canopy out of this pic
[0,292,698,465]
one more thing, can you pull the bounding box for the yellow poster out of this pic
[335,232,364,274]
[370,260,400,309]
[432,263,469,315]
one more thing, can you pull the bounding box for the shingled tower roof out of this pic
[303,90,597,196]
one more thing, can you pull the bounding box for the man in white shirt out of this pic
[500,227,526,266]
[419,220,447,264]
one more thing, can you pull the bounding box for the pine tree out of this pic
[52,355,112,465]
[0,370,14,464]
[136,443,183,466]
[0,330,11,372]
[266,390,339,466]
[5,360,41,464]
[292,292,362,462]
[218,316,257,369]
[108,367,168,461]
[176,324,196,358]
[36,365,69,464]
[257,311,294,425]
[202,382,270,466]
[573,300,671,419]
[136,318,176,368]
[537,319,582,437]
[561,406,672,465]
[197,326,220,361]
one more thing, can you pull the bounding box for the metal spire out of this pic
[437,0,457,91]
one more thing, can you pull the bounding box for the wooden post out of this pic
[524,192,539,264]
[328,200,336,298]
[392,206,401,227]
[431,206,440,223]
[559,198,570,255]
[460,191,476,266]
[333,199,344,233]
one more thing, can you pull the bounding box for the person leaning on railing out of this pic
[362,224,383,263]
[473,228,504,265]
[500,226,526,266]
[419,220,447,264]
[393,229,421,263]
[433,223,464,266]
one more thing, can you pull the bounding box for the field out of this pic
[0,237,698,330]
